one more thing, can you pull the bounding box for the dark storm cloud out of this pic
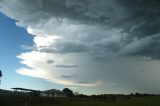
[55,65,79,68]
[127,35,160,59]
[119,33,160,59]
[38,0,160,59]
[77,81,97,84]
[115,0,160,59]
[136,57,152,62]
[46,60,54,64]
[116,0,160,59]
[52,40,89,53]
[61,75,72,79]
[0,0,111,26]
[117,0,160,36]
[1,0,160,59]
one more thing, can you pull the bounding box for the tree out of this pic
[62,88,74,97]
[0,70,2,84]
[0,70,2,77]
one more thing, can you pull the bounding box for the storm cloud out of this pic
[55,65,79,68]
[46,59,54,64]
[1,0,160,94]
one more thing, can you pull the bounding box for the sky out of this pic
[0,0,160,95]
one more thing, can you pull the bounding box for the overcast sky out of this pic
[0,0,160,94]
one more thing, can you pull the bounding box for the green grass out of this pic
[0,96,160,106]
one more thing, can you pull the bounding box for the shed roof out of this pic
[11,88,39,92]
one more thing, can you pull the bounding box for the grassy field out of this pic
[0,96,160,106]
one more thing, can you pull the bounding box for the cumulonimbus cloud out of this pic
[1,0,160,93]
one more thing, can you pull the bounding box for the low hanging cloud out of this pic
[46,60,54,64]
[1,0,160,93]
[55,65,79,68]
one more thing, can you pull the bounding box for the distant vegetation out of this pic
[63,88,74,97]
[0,93,160,106]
